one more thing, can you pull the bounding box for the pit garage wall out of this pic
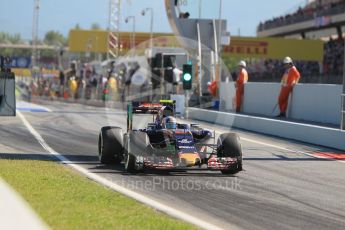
[219,82,342,126]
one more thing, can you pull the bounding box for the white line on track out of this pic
[17,101,52,113]
[17,111,225,230]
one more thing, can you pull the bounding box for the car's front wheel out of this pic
[221,161,242,175]
[124,153,139,173]
[218,133,243,175]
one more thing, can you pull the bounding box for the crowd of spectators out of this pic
[243,37,344,84]
[258,0,345,31]
[29,62,125,101]
[323,37,344,76]
[245,59,321,83]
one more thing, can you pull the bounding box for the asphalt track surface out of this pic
[2,100,345,230]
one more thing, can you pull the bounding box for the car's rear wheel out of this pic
[98,126,123,164]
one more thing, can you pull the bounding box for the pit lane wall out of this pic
[187,82,345,150]
[186,107,345,150]
[220,82,342,126]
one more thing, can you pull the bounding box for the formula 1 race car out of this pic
[98,100,243,174]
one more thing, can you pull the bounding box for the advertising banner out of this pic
[11,57,31,68]
[223,36,324,62]
[69,30,324,61]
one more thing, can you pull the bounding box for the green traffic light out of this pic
[183,73,192,81]
[182,64,192,90]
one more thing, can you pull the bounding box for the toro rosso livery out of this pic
[98,100,243,174]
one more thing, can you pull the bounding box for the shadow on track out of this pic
[244,157,330,161]
[0,153,57,161]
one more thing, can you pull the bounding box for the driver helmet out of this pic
[162,116,177,130]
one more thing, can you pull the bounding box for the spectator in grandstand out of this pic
[235,61,248,113]
[323,37,344,76]
[277,57,301,118]
[257,0,345,32]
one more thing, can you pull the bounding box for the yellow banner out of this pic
[223,36,324,62]
[69,30,324,61]
[41,69,59,77]
[12,68,59,78]
[69,30,108,53]
[12,68,32,77]
[68,30,177,53]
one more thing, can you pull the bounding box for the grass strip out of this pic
[0,159,197,230]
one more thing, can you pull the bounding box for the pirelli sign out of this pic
[223,36,324,62]
[224,40,268,56]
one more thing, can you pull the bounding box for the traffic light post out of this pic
[150,51,188,99]
[182,63,193,114]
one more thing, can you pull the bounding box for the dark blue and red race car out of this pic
[98,100,243,174]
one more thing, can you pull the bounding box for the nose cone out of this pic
[180,153,201,167]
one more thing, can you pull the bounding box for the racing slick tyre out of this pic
[98,126,123,164]
[124,131,150,173]
[124,153,139,173]
[217,133,243,175]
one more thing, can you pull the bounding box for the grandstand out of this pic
[253,0,345,84]
[257,0,345,39]
[245,37,344,84]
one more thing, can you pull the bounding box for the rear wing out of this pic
[132,102,164,114]
[127,100,176,131]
